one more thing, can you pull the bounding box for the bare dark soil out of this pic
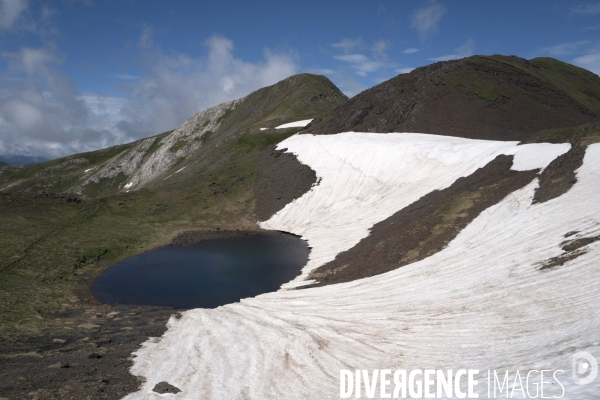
[304,56,600,141]
[306,155,539,286]
[152,381,181,394]
[0,303,175,400]
[538,235,600,270]
[533,144,586,204]
[253,144,317,221]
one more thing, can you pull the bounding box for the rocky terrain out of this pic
[1,57,600,399]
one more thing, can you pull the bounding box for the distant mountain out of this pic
[0,155,49,165]
[305,55,600,141]
[0,74,347,198]
[0,161,7,167]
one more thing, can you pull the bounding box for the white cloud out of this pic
[571,2,600,14]
[331,38,362,54]
[429,39,475,61]
[338,76,366,98]
[403,48,419,54]
[371,40,388,56]
[581,24,600,31]
[0,46,124,158]
[139,24,153,49]
[114,34,300,139]
[395,67,415,74]
[0,35,299,158]
[334,54,384,77]
[573,51,600,75]
[0,0,28,30]
[112,74,141,80]
[410,1,447,41]
[305,68,335,75]
[331,39,393,77]
[81,94,128,124]
[4,46,59,74]
[573,53,600,74]
[539,40,592,56]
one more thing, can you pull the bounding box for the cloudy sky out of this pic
[0,0,599,159]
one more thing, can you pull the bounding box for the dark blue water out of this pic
[92,233,309,309]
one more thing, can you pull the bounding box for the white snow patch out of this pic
[259,128,268,131]
[84,168,92,173]
[274,119,313,129]
[123,182,133,189]
[510,142,570,171]
[125,133,598,399]
[262,132,569,285]
[162,166,186,181]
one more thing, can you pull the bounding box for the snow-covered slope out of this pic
[124,133,599,399]
[261,133,570,287]
[275,119,314,129]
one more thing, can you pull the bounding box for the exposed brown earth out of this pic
[532,144,586,204]
[528,122,600,203]
[304,56,600,141]
[171,228,307,246]
[0,302,175,400]
[253,144,317,221]
[305,155,539,286]
[538,235,600,271]
[152,381,181,394]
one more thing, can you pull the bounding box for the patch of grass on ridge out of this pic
[217,108,234,124]
[235,128,302,152]
[446,70,506,103]
[199,131,213,144]
[147,137,163,155]
[169,140,188,153]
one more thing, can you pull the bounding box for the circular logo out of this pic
[572,351,598,385]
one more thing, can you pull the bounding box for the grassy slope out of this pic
[0,142,137,195]
[526,121,600,144]
[0,74,347,338]
[440,56,600,115]
[481,55,600,113]
[305,56,600,141]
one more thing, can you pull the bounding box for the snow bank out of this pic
[124,133,599,399]
[274,119,313,129]
[262,132,569,286]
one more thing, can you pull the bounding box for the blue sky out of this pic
[1,0,599,158]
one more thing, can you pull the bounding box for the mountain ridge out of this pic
[0,155,48,165]
[0,74,346,198]
[2,58,600,399]
[304,55,600,140]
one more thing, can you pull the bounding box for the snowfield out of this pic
[124,133,600,399]
[275,119,314,129]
